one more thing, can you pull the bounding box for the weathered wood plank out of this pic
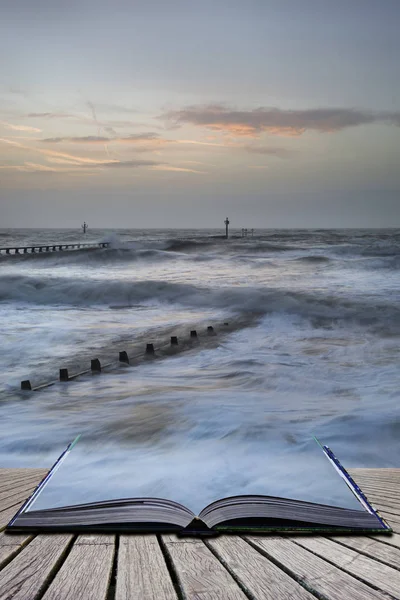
[0,487,36,515]
[162,536,247,600]
[0,484,38,509]
[0,482,38,501]
[350,468,400,478]
[42,535,114,600]
[0,501,35,532]
[247,536,388,600]
[0,534,72,600]
[116,535,177,600]
[371,532,400,549]
[368,500,400,517]
[295,536,400,597]
[330,534,400,569]
[207,535,315,600]
[0,473,45,490]
[0,532,33,569]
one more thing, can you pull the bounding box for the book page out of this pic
[26,437,364,515]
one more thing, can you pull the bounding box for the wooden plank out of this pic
[0,473,45,490]
[116,535,177,600]
[367,500,400,517]
[0,534,72,600]
[0,532,32,569]
[207,535,314,600]
[330,534,400,569]
[0,487,36,515]
[161,536,247,600]
[295,536,400,597]
[350,468,400,478]
[0,502,35,532]
[0,478,38,498]
[247,536,388,600]
[371,532,400,549]
[42,535,114,600]
[0,481,38,505]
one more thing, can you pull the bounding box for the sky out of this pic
[0,0,399,228]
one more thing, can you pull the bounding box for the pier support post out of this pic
[21,380,32,390]
[119,351,129,363]
[59,368,69,381]
[171,336,178,345]
[207,326,214,334]
[146,343,155,355]
[91,358,101,372]
[190,330,198,338]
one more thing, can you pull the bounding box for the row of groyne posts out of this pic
[0,242,109,255]
[21,323,229,391]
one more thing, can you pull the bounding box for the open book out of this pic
[7,437,391,535]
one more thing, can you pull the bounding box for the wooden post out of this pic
[21,380,32,390]
[91,358,101,372]
[59,368,69,381]
[207,326,214,334]
[146,343,155,355]
[119,351,129,363]
[171,336,178,345]
[190,330,198,338]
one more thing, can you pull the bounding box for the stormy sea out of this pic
[0,228,399,510]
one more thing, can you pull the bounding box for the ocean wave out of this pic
[0,274,399,329]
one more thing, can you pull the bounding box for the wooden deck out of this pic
[0,468,399,599]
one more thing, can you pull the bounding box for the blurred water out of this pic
[0,228,399,505]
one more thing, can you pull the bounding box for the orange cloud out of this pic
[162,105,400,137]
[0,121,41,133]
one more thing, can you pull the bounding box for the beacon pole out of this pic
[224,217,230,239]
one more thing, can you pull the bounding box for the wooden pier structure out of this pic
[0,242,109,256]
[0,468,399,599]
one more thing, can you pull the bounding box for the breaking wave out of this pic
[0,274,399,330]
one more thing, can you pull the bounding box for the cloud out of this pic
[0,121,41,133]
[151,165,206,174]
[41,133,162,145]
[42,136,111,144]
[162,104,400,137]
[244,145,292,157]
[87,159,163,169]
[27,112,77,119]
[0,137,118,165]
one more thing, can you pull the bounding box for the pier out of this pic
[0,468,399,599]
[0,242,109,256]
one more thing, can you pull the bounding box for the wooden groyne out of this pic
[0,468,399,599]
[0,242,109,256]
[19,322,230,392]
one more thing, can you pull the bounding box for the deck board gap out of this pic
[204,538,258,600]
[327,537,400,572]
[242,537,328,600]
[33,535,77,600]
[0,534,36,572]
[290,537,397,597]
[157,535,187,600]
[105,534,119,600]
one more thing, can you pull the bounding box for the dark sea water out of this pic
[0,228,399,507]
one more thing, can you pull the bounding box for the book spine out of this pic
[323,445,390,531]
[8,435,80,527]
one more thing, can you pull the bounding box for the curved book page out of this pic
[199,495,385,529]
[12,498,194,530]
